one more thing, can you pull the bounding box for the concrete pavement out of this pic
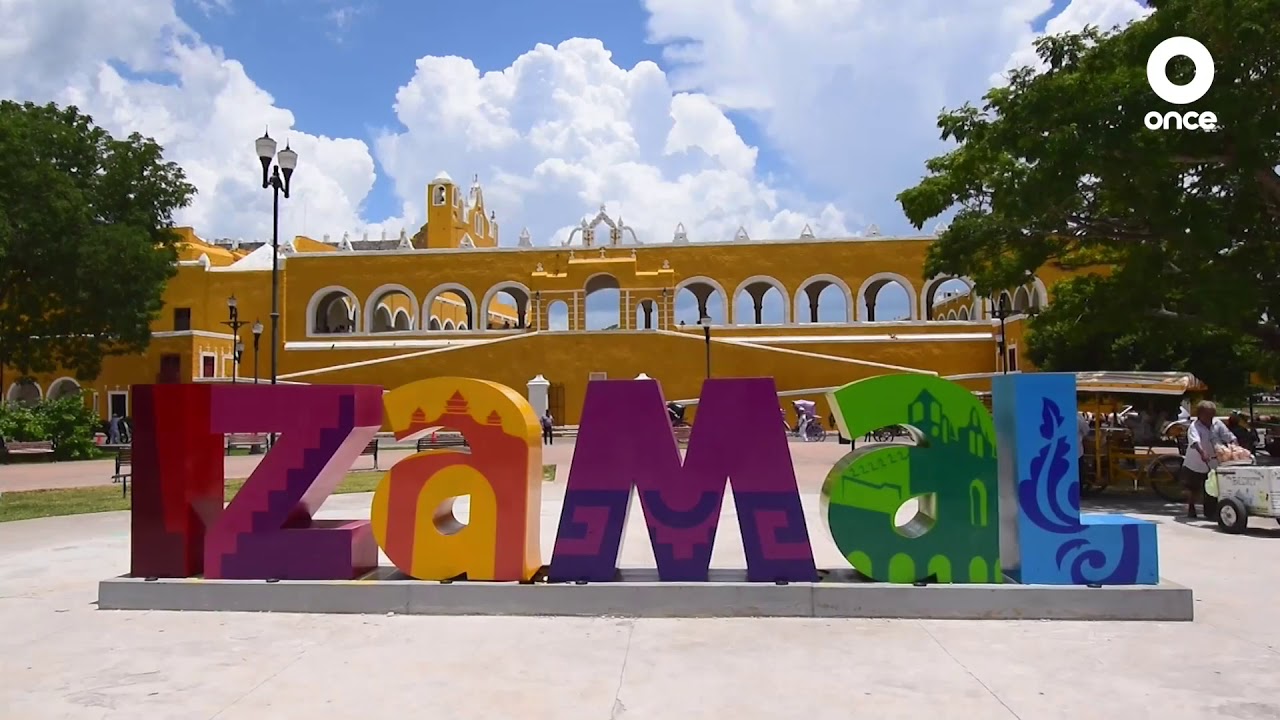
[1,441,1279,719]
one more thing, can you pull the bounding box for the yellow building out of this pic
[1,173,1074,426]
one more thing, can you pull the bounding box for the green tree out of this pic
[897,0,1280,398]
[0,101,196,381]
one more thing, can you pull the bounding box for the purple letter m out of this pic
[548,378,817,582]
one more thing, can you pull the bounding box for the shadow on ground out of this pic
[1084,494,1280,538]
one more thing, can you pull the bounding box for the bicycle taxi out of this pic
[1075,371,1207,500]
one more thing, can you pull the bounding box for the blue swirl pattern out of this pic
[992,374,1159,585]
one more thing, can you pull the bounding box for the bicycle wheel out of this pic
[807,426,827,442]
[1147,455,1187,502]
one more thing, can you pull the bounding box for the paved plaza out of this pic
[1,441,1279,719]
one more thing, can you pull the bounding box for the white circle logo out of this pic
[1146,37,1214,105]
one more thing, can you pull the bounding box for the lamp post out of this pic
[221,295,249,384]
[992,295,1013,374]
[251,319,263,384]
[699,317,712,378]
[255,129,298,385]
[233,339,245,383]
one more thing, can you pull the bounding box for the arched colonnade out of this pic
[304,274,1051,335]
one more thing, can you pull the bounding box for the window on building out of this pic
[202,355,216,378]
[432,185,447,206]
[173,307,192,331]
[475,214,483,234]
[1007,347,1019,372]
[109,391,129,418]
[158,354,182,384]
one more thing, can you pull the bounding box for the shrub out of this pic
[0,394,101,460]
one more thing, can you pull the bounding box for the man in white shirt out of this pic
[1181,400,1237,519]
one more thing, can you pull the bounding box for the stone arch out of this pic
[946,310,958,321]
[428,316,442,331]
[996,291,1014,315]
[674,276,729,326]
[920,275,975,321]
[47,377,82,400]
[364,283,419,332]
[458,322,468,330]
[480,281,533,330]
[633,297,661,330]
[547,300,570,331]
[794,274,854,323]
[1012,286,1031,312]
[422,283,478,331]
[307,286,361,334]
[372,305,395,332]
[732,275,789,325]
[6,379,42,405]
[856,272,918,321]
[584,273,621,330]
[393,309,412,330]
[958,306,971,320]
[1029,276,1049,310]
[443,319,456,331]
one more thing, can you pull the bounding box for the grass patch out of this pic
[0,464,558,523]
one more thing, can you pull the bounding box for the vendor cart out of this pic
[1075,371,1206,501]
[1210,463,1280,533]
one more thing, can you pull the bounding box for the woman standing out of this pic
[1180,401,1237,519]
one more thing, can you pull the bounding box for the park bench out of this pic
[225,433,270,455]
[416,433,468,451]
[1,439,56,463]
[359,438,380,470]
[113,447,132,497]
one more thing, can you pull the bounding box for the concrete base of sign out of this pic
[98,568,1194,621]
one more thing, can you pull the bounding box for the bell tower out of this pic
[423,171,459,249]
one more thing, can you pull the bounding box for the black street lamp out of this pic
[699,316,712,378]
[221,295,249,384]
[991,294,1013,374]
[251,319,263,384]
[255,129,298,385]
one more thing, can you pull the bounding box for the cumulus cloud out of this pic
[375,39,847,246]
[0,0,388,243]
[998,0,1152,83]
[0,0,846,247]
[641,0,1150,234]
[0,0,1156,256]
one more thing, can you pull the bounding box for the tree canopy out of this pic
[0,101,196,381]
[897,0,1280,398]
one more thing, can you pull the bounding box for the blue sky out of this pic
[183,0,792,225]
[179,0,1083,226]
[3,0,1150,324]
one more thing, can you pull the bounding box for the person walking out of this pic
[541,409,554,446]
[1180,401,1237,519]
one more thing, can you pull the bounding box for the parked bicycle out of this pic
[787,400,827,442]
[865,425,907,442]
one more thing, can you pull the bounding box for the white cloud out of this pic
[0,0,1155,277]
[641,0,1150,234]
[375,39,846,246]
[0,1,846,248]
[998,0,1151,83]
[0,0,391,244]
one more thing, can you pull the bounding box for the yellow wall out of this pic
[3,181,1090,424]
